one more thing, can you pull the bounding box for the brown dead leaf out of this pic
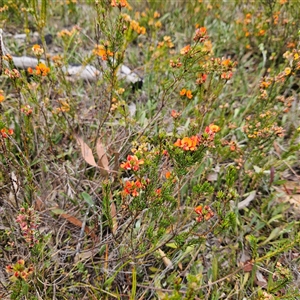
[274,186,300,208]
[113,151,120,173]
[74,134,98,167]
[273,141,281,156]
[255,270,267,288]
[242,261,254,272]
[283,181,300,194]
[34,197,44,211]
[96,138,110,176]
[60,213,96,239]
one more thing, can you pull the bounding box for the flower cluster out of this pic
[6,259,34,282]
[131,140,149,155]
[221,71,233,80]
[93,44,114,61]
[171,110,180,119]
[194,205,214,222]
[169,58,182,68]
[129,19,146,35]
[245,124,285,139]
[16,206,39,247]
[196,73,207,85]
[21,105,33,116]
[122,14,146,35]
[243,112,285,140]
[28,63,50,76]
[111,0,129,8]
[123,179,148,197]
[52,99,70,114]
[110,97,126,112]
[52,54,63,67]
[276,95,295,113]
[32,44,44,57]
[57,26,80,38]
[4,68,20,79]
[180,88,193,99]
[193,26,208,42]
[174,135,200,151]
[157,36,174,49]
[174,124,220,151]
[180,44,191,55]
[222,140,241,153]
[283,49,300,69]
[120,155,144,171]
[1,128,14,138]
[147,11,162,29]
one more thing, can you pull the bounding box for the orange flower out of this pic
[111,0,129,7]
[209,124,220,133]
[180,44,191,55]
[130,20,146,35]
[35,63,50,76]
[174,135,200,151]
[7,129,14,135]
[194,205,203,215]
[153,11,160,18]
[93,45,113,60]
[131,189,139,197]
[194,205,214,222]
[221,58,231,67]
[123,179,145,197]
[171,110,180,118]
[1,128,14,138]
[257,29,266,36]
[180,89,193,99]
[165,171,171,179]
[196,73,207,85]
[186,90,193,99]
[194,27,207,42]
[180,88,187,96]
[120,155,144,171]
[221,71,233,80]
[0,93,5,103]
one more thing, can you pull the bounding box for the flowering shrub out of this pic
[0,0,300,299]
[27,62,50,76]
[6,259,34,282]
[16,206,39,248]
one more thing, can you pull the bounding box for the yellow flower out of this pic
[284,67,291,75]
[209,124,220,133]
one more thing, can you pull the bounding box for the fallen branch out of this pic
[0,29,142,84]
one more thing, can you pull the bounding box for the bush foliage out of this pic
[0,0,300,299]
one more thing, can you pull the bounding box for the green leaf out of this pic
[81,192,94,207]
[51,208,65,215]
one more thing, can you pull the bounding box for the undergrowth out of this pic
[0,0,300,299]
